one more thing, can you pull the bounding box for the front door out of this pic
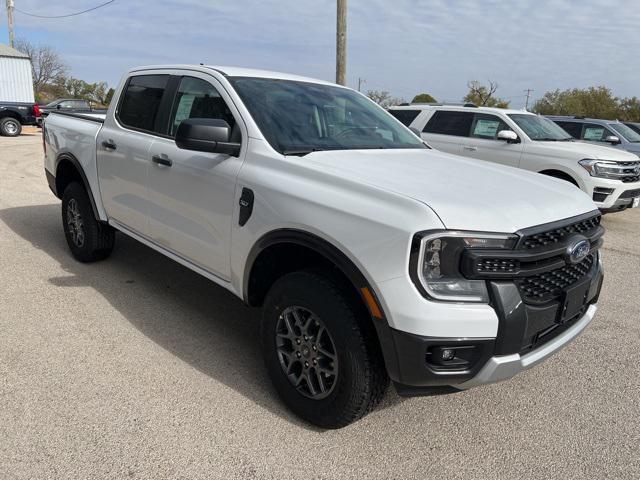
[146,74,245,280]
[458,113,524,167]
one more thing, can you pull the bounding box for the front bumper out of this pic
[589,177,640,211]
[457,303,596,389]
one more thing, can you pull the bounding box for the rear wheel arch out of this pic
[54,154,100,219]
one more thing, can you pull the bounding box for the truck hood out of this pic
[528,140,640,160]
[305,149,597,232]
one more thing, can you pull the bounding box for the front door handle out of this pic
[152,155,172,167]
[102,140,116,150]
[463,146,478,151]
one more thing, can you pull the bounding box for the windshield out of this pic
[508,114,573,141]
[610,123,640,142]
[229,77,425,155]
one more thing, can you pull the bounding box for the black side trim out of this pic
[238,188,254,226]
[55,153,100,219]
[45,169,57,196]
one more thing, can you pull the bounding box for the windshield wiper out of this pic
[282,147,325,157]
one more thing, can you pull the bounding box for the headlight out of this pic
[578,158,636,179]
[414,231,517,303]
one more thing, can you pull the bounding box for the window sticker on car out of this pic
[473,119,500,138]
[173,94,196,130]
[584,127,605,141]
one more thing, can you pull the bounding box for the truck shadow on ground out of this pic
[0,204,410,429]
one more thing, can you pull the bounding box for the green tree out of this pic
[464,80,510,108]
[616,96,640,122]
[412,93,437,103]
[532,86,619,119]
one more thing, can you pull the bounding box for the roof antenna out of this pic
[199,62,204,65]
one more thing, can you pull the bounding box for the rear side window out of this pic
[554,121,582,139]
[423,110,474,136]
[388,109,421,126]
[118,75,169,132]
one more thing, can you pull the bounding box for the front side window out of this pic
[423,110,474,136]
[388,109,421,126]
[167,77,236,137]
[470,113,511,139]
[610,123,640,143]
[118,74,169,132]
[554,121,583,139]
[582,124,613,142]
[508,114,573,141]
[229,77,424,154]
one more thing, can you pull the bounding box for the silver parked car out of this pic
[548,115,640,155]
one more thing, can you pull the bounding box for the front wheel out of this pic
[261,271,388,428]
[0,117,22,137]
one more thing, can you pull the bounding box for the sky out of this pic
[2,0,640,109]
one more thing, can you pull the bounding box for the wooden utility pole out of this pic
[6,0,15,47]
[524,88,534,110]
[336,0,347,85]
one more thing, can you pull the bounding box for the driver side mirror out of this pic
[175,118,241,157]
[56,104,62,110]
[604,135,620,144]
[497,130,519,143]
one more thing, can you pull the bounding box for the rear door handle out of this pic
[152,155,172,167]
[102,140,116,150]
[463,146,478,151]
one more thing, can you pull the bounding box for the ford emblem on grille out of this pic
[567,238,590,264]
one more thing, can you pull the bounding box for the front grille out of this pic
[516,254,595,303]
[477,258,520,274]
[622,175,640,183]
[519,215,601,250]
[620,188,640,199]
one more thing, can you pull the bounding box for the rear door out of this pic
[97,73,171,236]
[420,110,472,155]
[458,113,523,167]
[146,73,245,280]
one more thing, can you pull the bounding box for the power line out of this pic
[14,0,115,19]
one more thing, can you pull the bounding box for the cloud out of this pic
[3,0,639,107]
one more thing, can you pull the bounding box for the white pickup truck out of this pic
[44,65,604,428]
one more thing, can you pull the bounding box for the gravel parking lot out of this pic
[1,129,639,479]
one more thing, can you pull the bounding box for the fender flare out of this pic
[54,153,101,219]
[243,228,403,379]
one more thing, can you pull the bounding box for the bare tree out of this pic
[464,80,509,108]
[366,90,404,108]
[14,38,68,94]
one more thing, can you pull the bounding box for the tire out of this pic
[0,117,22,137]
[262,271,389,428]
[61,182,115,262]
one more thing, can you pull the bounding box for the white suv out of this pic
[389,105,640,212]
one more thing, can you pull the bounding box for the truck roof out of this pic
[388,104,533,116]
[128,64,337,87]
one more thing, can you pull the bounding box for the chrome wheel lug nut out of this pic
[312,345,317,351]
[304,361,309,367]
[303,335,308,341]
[312,359,317,365]
[296,352,301,358]
[296,339,301,345]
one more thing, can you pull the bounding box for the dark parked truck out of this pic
[38,98,107,125]
[0,101,40,136]
[43,65,604,428]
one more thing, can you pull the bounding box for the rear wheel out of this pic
[261,271,388,428]
[61,182,115,262]
[0,117,22,137]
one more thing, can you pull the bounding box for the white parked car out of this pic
[44,66,604,427]
[389,104,640,212]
